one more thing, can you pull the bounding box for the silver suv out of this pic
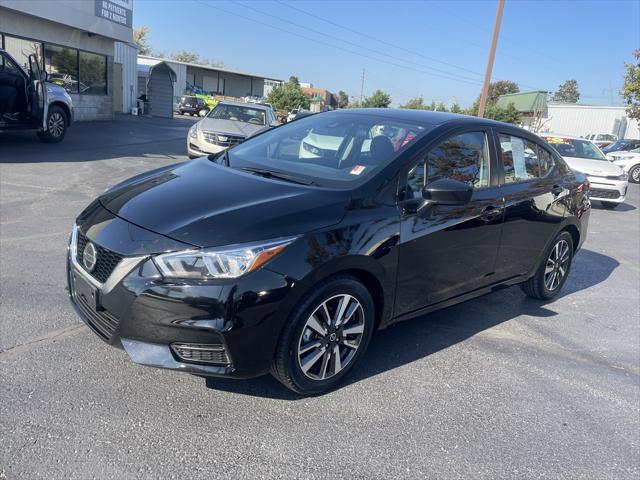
[0,48,73,143]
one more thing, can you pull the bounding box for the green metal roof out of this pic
[496,91,548,112]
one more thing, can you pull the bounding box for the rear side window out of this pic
[537,147,555,176]
[499,134,543,183]
[406,131,490,199]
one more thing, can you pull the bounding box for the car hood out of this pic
[98,158,350,248]
[197,117,265,138]
[561,156,624,176]
[45,82,69,98]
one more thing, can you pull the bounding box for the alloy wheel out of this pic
[297,294,365,381]
[631,166,640,183]
[48,112,65,137]
[544,239,570,291]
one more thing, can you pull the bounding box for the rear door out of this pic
[492,130,568,280]
[395,128,505,315]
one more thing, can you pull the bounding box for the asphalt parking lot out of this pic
[1,116,639,479]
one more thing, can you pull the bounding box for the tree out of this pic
[337,90,349,108]
[267,77,311,110]
[552,79,580,103]
[400,96,428,109]
[171,50,200,64]
[133,26,151,55]
[486,80,520,104]
[436,102,448,112]
[361,89,391,108]
[450,103,462,114]
[484,102,520,124]
[622,49,640,121]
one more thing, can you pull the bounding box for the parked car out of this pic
[541,133,628,208]
[68,110,590,395]
[177,96,209,117]
[0,47,73,142]
[287,108,309,122]
[584,133,618,149]
[602,138,640,154]
[607,147,640,183]
[187,101,279,158]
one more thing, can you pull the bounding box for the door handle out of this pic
[481,205,503,221]
[551,184,563,195]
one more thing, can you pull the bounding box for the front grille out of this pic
[77,231,124,283]
[589,188,621,199]
[72,283,120,341]
[171,343,230,366]
[202,131,245,147]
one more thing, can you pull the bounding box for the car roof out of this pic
[327,108,530,131]
[217,100,271,110]
[539,133,589,140]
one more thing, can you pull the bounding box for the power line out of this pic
[276,0,486,79]
[233,0,485,84]
[193,0,485,87]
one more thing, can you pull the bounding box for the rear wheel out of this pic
[272,275,375,395]
[600,201,619,209]
[37,106,67,143]
[628,165,640,184]
[521,231,573,300]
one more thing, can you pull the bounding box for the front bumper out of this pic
[187,135,226,158]
[587,175,628,203]
[67,222,294,379]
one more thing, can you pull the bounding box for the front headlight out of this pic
[154,237,298,279]
[189,124,198,138]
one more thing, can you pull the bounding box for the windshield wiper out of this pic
[239,167,315,185]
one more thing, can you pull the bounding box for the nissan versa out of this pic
[67,110,590,395]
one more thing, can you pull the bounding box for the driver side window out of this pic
[406,131,490,199]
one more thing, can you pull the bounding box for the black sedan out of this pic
[67,109,590,395]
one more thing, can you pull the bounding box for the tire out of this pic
[521,231,574,300]
[600,201,619,209]
[36,106,67,143]
[628,165,640,184]
[272,275,375,395]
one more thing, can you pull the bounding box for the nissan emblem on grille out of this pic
[83,242,98,272]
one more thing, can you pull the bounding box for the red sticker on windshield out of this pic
[350,165,366,175]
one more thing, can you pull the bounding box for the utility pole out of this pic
[478,0,505,118]
[360,69,365,104]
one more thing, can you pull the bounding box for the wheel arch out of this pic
[48,101,72,125]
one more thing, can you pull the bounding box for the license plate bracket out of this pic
[73,270,101,311]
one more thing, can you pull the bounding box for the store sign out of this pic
[95,0,133,28]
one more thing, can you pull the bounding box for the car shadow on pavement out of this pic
[0,115,198,164]
[591,202,636,212]
[205,248,619,400]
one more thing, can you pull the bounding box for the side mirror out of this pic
[422,178,473,206]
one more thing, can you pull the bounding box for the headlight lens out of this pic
[154,237,297,279]
[189,124,198,138]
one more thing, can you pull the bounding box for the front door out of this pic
[395,129,505,316]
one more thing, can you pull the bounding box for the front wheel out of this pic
[521,231,574,300]
[198,109,209,117]
[600,201,619,209]
[272,276,375,395]
[628,165,640,184]
[37,106,67,143]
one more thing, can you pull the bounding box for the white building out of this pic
[541,103,639,139]
[0,0,137,120]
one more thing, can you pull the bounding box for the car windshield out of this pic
[181,97,197,103]
[223,112,429,186]
[544,136,607,161]
[208,104,266,125]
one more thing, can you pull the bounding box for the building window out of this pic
[44,44,79,94]
[2,35,43,71]
[79,51,107,95]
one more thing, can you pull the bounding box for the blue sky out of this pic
[134,0,639,107]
